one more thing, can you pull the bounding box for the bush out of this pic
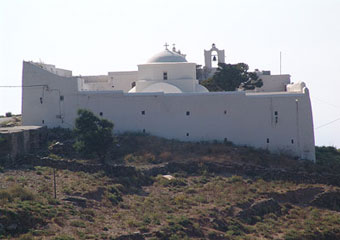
[107,185,123,205]
[74,109,114,162]
[53,235,75,240]
[70,220,86,228]
[5,112,12,117]
[316,146,340,166]
[0,185,35,202]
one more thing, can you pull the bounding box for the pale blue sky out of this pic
[1,0,340,147]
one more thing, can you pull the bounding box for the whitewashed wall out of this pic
[22,61,315,161]
[108,71,138,92]
[255,74,291,92]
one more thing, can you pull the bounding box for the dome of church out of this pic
[128,82,183,93]
[147,49,187,63]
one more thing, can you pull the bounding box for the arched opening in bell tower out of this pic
[211,50,218,68]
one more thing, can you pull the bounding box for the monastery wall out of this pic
[22,62,315,161]
[255,74,291,92]
[108,71,138,92]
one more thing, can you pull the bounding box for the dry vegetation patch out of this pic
[0,133,340,239]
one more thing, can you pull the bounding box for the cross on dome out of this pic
[164,42,169,50]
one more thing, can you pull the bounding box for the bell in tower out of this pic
[204,43,225,69]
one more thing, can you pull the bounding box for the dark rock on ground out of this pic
[311,191,340,211]
[269,187,324,205]
[237,198,281,224]
[63,196,87,207]
[82,187,105,201]
[115,232,145,240]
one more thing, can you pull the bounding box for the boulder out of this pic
[311,191,340,211]
[63,196,87,207]
[6,223,17,231]
[237,198,281,224]
[115,232,145,240]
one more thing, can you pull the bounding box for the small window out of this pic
[142,129,146,133]
[291,139,294,144]
[275,116,278,124]
[131,82,136,88]
[141,110,145,115]
[42,120,45,124]
[274,111,278,116]
[186,133,189,137]
[186,111,190,116]
[112,86,114,88]
[224,110,227,115]
[40,97,43,104]
[266,138,270,143]
[99,112,103,116]
[163,72,168,80]
[60,96,64,101]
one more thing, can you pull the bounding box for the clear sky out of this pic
[1,0,340,147]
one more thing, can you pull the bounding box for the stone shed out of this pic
[0,126,46,163]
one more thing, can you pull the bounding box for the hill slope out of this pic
[0,132,340,240]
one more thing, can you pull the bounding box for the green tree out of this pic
[201,63,263,91]
[74,109,114,162]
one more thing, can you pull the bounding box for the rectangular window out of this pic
[274,111,278,124]
[141,110,145,115]
[267,138,270,143]
[60,96,64,101]
[163,72,168,80]
[186,111,190,116]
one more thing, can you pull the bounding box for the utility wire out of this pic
[315,117,340,130]
[313,96,340,109]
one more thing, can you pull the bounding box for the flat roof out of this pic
[0,126,43,134]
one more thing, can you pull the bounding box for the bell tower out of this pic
[204,43,225,69]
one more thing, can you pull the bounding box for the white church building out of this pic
[21,44,315,161]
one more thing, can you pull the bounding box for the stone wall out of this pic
[0,126,46,164]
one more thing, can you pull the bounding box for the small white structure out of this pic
[21,44,316,161]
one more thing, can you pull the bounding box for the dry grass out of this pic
[0,133,339,239]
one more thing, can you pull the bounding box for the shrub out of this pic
[74,109,114,162]
[108,193,122,205]
[0,185,35,202]
[316,146,340,167]
[5,112,12,117]
[53,235,75,240]
[18,233,34,240]
[70,220,86,228]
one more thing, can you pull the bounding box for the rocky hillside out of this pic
[0,131,340,240]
